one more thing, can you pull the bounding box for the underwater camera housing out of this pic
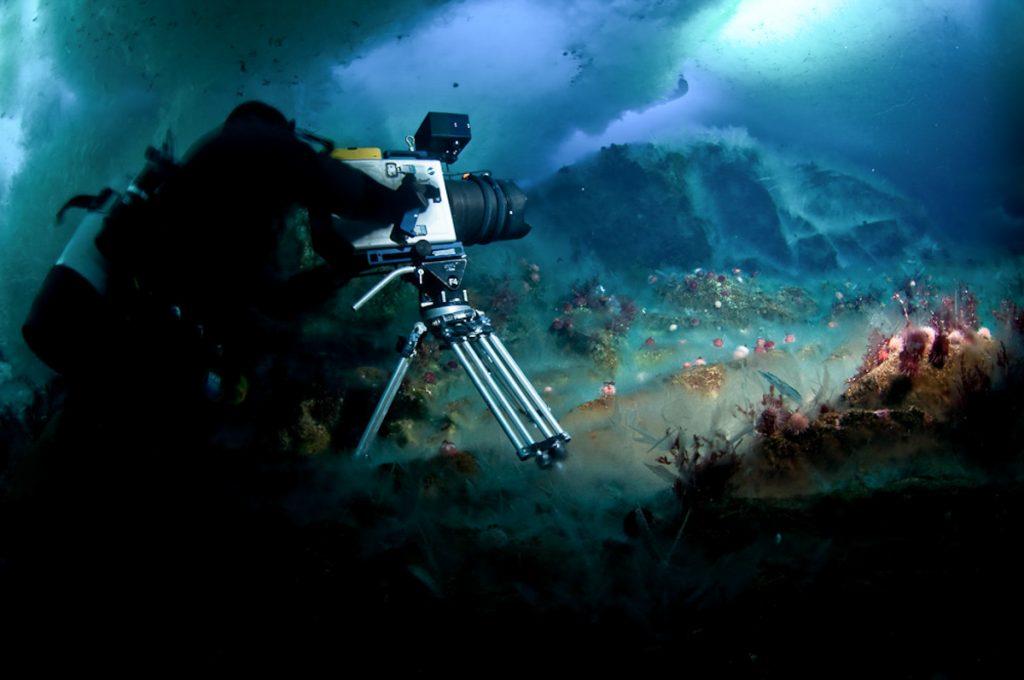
[332,113,570,468]
[322,111,531,266]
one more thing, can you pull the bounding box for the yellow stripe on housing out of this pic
[330,147,383,160]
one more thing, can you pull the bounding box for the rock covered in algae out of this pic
[419,450,480,500]
[844,327,998,421]
[278,395,343,455]
[386,418,421,447]
[374,449,479,501]
[655,269,818,327]
[634,344,674,366]
[669,364,726,397]
[355,366,388,388]
[574,395,615,412]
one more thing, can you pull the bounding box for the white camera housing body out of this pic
[338,157,457,251]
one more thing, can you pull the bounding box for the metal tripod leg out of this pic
[450,339,532,459]
[472,332,571,466]
[476,333,569,439]
[354,322,427,459]
[443,323,570,465]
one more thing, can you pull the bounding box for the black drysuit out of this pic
[6,109,422,640]
[99,113,419,386]
[23,109,422,409]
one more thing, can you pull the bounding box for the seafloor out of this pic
[2,140,1023,671]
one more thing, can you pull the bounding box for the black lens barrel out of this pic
[445,174,531,246]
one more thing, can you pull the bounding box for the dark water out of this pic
[1,1,1023,671]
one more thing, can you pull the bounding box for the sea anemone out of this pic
[928,332,950,369]
[757,407,786,436]
[784,411,810,435]
[898,327,930,376]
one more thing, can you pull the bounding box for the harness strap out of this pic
[56,188,117,223]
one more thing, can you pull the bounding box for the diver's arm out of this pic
[306,156,426,267]
[313,155,426,223]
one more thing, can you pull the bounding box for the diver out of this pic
[16,99,435,534]
[9,102,432,638]
[23,100,426,412]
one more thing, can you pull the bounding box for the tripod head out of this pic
[351,240,571,467]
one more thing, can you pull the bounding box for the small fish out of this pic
[759,370,802,403]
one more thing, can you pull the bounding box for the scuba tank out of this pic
[22,138,178,377]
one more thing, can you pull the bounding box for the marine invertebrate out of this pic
[898,327,930,376]
[755,385,791,436]
[928,332,950,369]
[783,411,810,435]
[850,328,893,383]
[483,279,521,326]
[929,286,980,334]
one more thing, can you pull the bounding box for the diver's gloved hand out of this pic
[392,174,432,221]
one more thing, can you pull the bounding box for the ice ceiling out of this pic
[1,0,1021,369]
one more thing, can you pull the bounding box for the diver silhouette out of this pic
[7,102,428,650]
[24,100,425,408]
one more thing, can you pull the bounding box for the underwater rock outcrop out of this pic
[654,268,817,327]
[549,277,639,375]
[843,326,998,422]
[528,141,930,273]
[529,143,713,272]
[669,363,726,397]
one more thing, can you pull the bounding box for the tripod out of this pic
[351,246,570,467]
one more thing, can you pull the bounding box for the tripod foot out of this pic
[526,435,571,468]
